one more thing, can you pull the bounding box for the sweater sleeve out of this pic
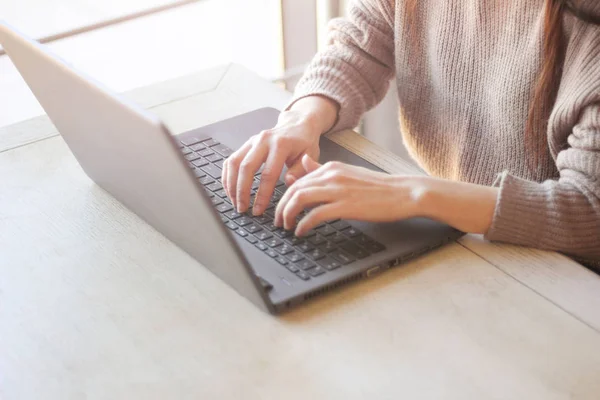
[485,103,600,263]
[286,0,396,132]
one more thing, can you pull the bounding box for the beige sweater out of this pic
[290,0,600,268]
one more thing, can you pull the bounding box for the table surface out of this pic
[2,64,600,400]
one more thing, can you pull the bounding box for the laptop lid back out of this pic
[0,22,273,313]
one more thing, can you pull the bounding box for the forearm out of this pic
[413,177,499,234]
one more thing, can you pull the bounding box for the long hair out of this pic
[404,0,600,168]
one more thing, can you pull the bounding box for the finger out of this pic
[252,147,286,215]
[275,167,329,226]
[301,154,322,174]
[280,186,338,230]
[236,144,269,213]
[221,157,229,197]
[225,140,253,208]
[284,159,307,186]
[296,203,347,236]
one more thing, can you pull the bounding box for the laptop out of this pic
[0,22,463,314]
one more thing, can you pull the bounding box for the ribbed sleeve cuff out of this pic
[484,171,551,247]
[285,73,362,133]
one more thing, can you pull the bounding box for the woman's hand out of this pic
[274,155,430,236]
[275,154,500,237]
[222,96,338,215]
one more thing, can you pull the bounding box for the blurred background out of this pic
[0,0,409,159]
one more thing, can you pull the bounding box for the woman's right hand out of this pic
[222,95,338,216]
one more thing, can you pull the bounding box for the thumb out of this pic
[302,154,321,173]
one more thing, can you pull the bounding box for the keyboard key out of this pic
[206,153,223,163]
[332,220,351,230]
[307,234,327,246]
[216,189,228,198]
[224,210,242,219]
[274,228,293,238]
[265,237,283,248]
[303,229,318,238]
[193,168,206,178]
[276,244,294,255]
[353,248,371,259]
[180,135,208,146]
[245,224,262,234]
[199,176,214,185]
[363,241,386,253]
[190,142,206,151]
[214,159,224,168]
[220,214,228,223]
[331,249,356,265]
[182,147,193,155]
[295,241,315,253]
[285,264,299,273]
[235,216,253,226]
[264,209,276,218]
[255,231,273,241]
[295,271,310,280]
[201,138,220,147]
[198,148,215,157]
[296,259,315,270]
[286,252,304,263]
[192,158,209,167]
[275,180,285,188]
[211,197,224,206]
[216,203,233,213]
[317,257,342,271]
[353,234,375,246]
[212,144,233,157]
[268,256,286,266]
[254,215,271,225]
[318,240,337,253]
[330,232,347,243]
[265,248,278,258]
[255,242,268,251]
[271,192,282,202]
[306,248,326,261]
[200,164,222,179]
[264,222,279,232]
[285,236,304,246]
[316,224,337,236]
[343,227,361,238]
[251,180,260,190]
[185,153,202,161]
[245,235,258,244]
[235,228,249,237]
[207,182,223,192]
[308,266,326,277]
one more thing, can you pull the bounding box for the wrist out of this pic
[402,176,499,234]
[288,95,339,135]
[406,176,438,219]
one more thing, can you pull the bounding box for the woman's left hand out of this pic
[274,154,430,236]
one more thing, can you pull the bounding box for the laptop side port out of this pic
[366,265,381,277]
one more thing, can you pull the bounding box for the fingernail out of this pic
[237,203,244,213]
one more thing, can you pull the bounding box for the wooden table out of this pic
[3,64,600,400]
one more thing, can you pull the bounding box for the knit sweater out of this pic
[289,0,600,267]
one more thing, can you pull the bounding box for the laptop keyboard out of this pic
[179,135,386,282]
